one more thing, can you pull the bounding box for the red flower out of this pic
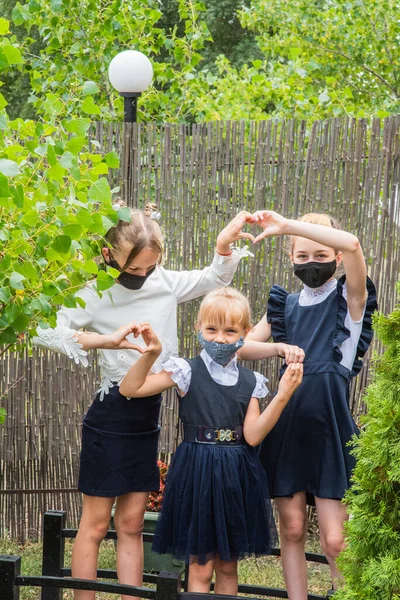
[146,460,169,512]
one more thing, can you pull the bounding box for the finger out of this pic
[238,232,255,242]
[125,343,145,353]
[253,230,271,244]
[252,210,267,222]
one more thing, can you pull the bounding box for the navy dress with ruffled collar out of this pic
[259,276,377,506]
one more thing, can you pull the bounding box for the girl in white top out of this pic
[33,204,257,600]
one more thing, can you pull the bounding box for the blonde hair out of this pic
[105,203,163,270]
[197,287,252,331]
[289,212,341,254]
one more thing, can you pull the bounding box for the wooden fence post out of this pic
[0,555,21,600]
[41,510,66,600]
[155,571,181,600]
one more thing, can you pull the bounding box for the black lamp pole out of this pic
[121,92,141,123]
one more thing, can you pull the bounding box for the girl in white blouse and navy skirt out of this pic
[33,204,256,600]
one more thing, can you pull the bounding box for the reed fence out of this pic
[1,116,400,541]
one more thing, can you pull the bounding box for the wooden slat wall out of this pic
[1,116,400,541]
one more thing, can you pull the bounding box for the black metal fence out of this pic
[0,510,333,600]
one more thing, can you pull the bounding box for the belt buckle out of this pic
[215,428,234,443]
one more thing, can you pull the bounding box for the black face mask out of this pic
[293,259,337,289]
[107,256,156,290]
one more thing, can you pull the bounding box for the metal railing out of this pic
[0,510,333,600]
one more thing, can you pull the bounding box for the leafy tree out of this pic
[0,18,121,351]
[334,289,400,599]
[10,0,212,122]
[157,0,263,69]
[237,0,400,118]
[0,0,40,119]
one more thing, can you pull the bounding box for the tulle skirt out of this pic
[152,441,277,564]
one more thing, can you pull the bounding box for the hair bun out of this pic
[144,202,157,215]
[144,202,161,221]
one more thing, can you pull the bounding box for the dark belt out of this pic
[183,425,245,445]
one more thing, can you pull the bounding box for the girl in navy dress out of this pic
[33,206,258,600]
[240,211,377,599]
[119,287,303,595]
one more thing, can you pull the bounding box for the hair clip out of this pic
[112,200,127,211]
[150,211,161,221]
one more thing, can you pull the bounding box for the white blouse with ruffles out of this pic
[162,349,269,398]
[33,248,251,399]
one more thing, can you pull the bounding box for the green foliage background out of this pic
[1,0,399,122]
[334,290,400,599]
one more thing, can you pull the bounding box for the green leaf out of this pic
[41,282,60,296]
[65,118,92,136]
[82,259,99,274]
[0,158,20,177]
[81,96,101,115]
[0,287,11,303]
[0,173,10,196]
[11,184,24,208]
[30,297,52,315]
[104,151,120,168]
[117,206,132,222]
[0,113,8,130]
[88,177,111,203]
[63,224,84,238]
[0,18,10,35]
[9,271,26,290]
[21,210,41,226]
[2,42,23,65]
[289,48,301,60]
[0,328,17,344]
[66,137,87,155]
[51,235,72,254]
[318,90,330,104]
[96,269,116,291]
[82,81,100,96]
[59,151,77,169]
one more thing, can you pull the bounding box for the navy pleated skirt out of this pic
[78,385,162,497]
[152,441,278,565]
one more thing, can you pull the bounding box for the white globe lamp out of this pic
[108,50,153,122]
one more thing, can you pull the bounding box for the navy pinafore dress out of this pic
[259,276,377,505]
[152,356,278,565]
[78,386,162,496]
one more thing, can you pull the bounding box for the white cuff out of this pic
[161,357,192,395]
[215,245,254,266]
[251,372,269,398]
[33,326,88,367]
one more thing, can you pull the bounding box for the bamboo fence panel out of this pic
[1,116,400,541]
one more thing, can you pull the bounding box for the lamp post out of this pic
[108,50,153,203]
[108,50,153,123]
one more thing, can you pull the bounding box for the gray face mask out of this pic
[197,332,245,365]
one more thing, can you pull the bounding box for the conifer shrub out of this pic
[335,285,400,600]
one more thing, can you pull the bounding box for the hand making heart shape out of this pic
[216,209,289,251]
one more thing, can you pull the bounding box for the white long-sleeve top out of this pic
[33,248,250,399]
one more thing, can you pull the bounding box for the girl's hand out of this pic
[278,363,303,399]
[277,343,305,364]
[216,211,255,253]
[105,321,147,352]
[252,210,289,243]
[137,323,163,356]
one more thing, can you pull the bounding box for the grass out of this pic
[0,534,332,599]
